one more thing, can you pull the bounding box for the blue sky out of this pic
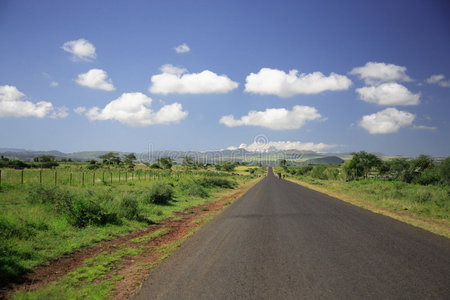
[0,0,449,156]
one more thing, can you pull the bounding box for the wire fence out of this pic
[0,168,221,187]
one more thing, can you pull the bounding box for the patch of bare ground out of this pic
[3,177,261,300]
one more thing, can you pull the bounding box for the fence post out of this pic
[54,171,57,186]
[102,172,105,183]
[132,172,134,181]
[0,169,2,186]
[82,172,85,186]
[70,173,72,185]
[110,172,112,184]
[125,172,127,182]
[119,172,121,183]
[40,170,42,184]
[21,170,24,184]
[93,172,95,185]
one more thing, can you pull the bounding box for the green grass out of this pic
[13,247,145,300]
[295,176,449,220]
[0,169,258,286]
[130,228,170,243]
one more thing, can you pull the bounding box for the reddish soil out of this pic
[2,179,258,300]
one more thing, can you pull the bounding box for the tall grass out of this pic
[0,168,255,285]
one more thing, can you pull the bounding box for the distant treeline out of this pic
[281,151,450,187]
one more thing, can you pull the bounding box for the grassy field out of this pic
[275,167,449,237]
[0,164,264,288]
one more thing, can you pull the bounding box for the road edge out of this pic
[286,177,449,239]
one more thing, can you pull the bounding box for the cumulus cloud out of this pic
[412,125,437,131]
[74,106,87,114]
[149,64,238,95]
[358,108,415,134]
[61,38,96,61]
[355,83,420,106]
[227,141,335,152]
[50,81,59,87]
[174,43,190,53]
[0,85,67,119]
[75,69,115,91]
[349,62,412,85]
[85,92,187,127]
[426,74,450,87]
[219,105,322,130]
[244,68,352,97]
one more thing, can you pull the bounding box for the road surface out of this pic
[134,168,450,299]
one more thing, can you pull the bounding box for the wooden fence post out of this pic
[54,171,57,186]
[82,172,85,186]
[70,173,72,185]
[0,169,2,186]
[119,172,121,183]
[93,172,95,185]
[110,172,112,184]
[21,170,24,184]
[40,170,42,184]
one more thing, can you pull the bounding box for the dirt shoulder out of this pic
[286,178,449,239]
[4,177,262,300]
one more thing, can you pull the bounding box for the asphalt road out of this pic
[134,168,450,299]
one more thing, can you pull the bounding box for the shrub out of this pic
[119,194,141,220]
[179,180,209,198]
[144,182,174,205]
[413,169,440,186]
[195,177,236,189]
[66,196,119,228]
[27,186,118,228]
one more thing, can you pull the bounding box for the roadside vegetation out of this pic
[0,154,264,289]
[276,152,450,236]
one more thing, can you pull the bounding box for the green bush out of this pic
[144,182,174,205]
[119,194,141,220]
[66,196,119,228]
[413,168,440,185]
[195,177,236,189]
[27,186,119,228]
[179,180,209,198]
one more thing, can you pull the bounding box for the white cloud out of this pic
[74,106,87,114]
[75,69,115,91]
[356,83,420,106]
[219,105,322,130]
[349,62,412,85]
[358,108,415,134]
[149,64,238,95]
[50,81,59,87]
[0,85,67,119]
[426,74,450,87]
[61,38,96,61]
[174,43,190,53]
[412,125,437,131]
[244,68,352,97]
[50,107,69,119]
[227,140,335,152]
[85,92,187,127]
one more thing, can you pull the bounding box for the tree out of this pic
[99,152,121,165]
[389,158,411,182]
[279,159,287,167]
[158,157,173,170]
[410,154,433,176]
[349,151,382,179]
[438,156,450,185]
[124,153,137,169]
[182,156,195,170]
